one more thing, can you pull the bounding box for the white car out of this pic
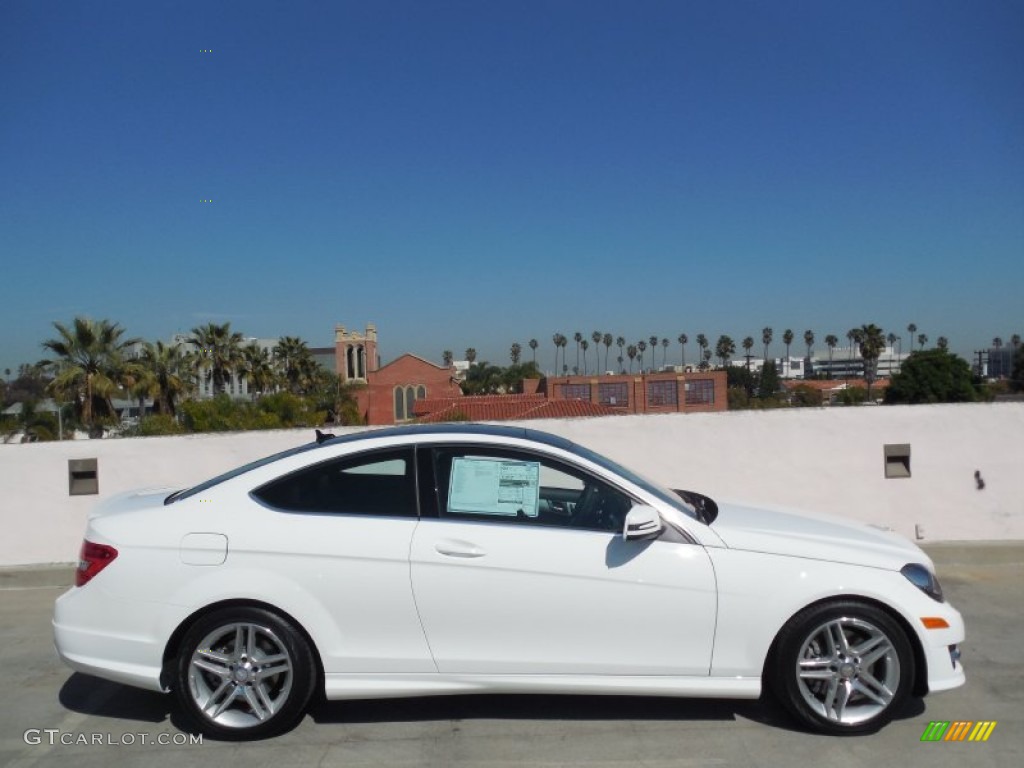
[54,424,965,739]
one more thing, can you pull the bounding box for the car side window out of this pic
[430,446,632,533]
[252,447,417,517]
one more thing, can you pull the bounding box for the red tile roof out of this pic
[413,394,621,423]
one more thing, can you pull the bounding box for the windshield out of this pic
[569,442,700,521]
[165,442,321,504]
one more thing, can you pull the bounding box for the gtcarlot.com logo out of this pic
[23,729,202,746]
[920,721,997,742]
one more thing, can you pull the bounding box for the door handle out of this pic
[434,539,486,558]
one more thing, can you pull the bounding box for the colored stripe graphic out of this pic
[944,721,972,741]
[968,722,997,742]
[921,721,949,741]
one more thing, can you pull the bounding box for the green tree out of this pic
[1011,345,1024,393]
[40,317,141,437]
[602,333,613,372]
[803,330,815,361]
[138,340,191,415]
[761,327,773,362]
[791,384,823,407]
[626,344,637,372]
[917,333,928,351]
[637,340,647,371]
[552,333,562,374]
[677,333,688,367]
[573,332,582,373]
[464,347,477,365]
[580,339,589,374]
[242,343,276,400]
[742,336,754,370]
[715,335,735,368]
[825,334,838,377]
[759,360,780,398]
[510,342,522,365]
[696,334,708,365]
[189,322,244,396]
[274,336,315,394]
[782,329,794,374]
[528,339,538,364]
[885,349,979,404]
[661,337,670,367]
[858,324,886,400]
[592,332,603,368]
[936,336,949,351]
[443,349,454,367]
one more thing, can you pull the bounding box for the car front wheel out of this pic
[174,607,316,740]
[771,600,914,735]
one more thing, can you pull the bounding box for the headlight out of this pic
[901,563,944,602]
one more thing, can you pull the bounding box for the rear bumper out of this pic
[53,586,167,692]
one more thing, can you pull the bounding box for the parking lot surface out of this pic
[2,545,1022,768]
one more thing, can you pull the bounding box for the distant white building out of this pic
[730,346,910,380]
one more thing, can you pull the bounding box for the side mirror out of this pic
[623,504,663,541]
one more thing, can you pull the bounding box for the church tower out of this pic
[334,323,379,382]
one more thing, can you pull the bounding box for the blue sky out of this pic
[2,0,1022,374]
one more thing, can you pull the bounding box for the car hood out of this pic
[709,500,931,571]
[87,488,176,520]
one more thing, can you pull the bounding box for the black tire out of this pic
[770,600,914,735]
[173,606,316,740]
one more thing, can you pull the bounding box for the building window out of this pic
[598,382,628,407]
[395,384,425,422]
[561,384,592,400]
[646,380,678,407]
[684,379,715,405]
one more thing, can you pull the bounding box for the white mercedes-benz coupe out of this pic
[54,424,965,739]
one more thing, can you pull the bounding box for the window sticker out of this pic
[448,457,540,517]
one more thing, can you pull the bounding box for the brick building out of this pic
[540,370,727,415]
[336,323,727,425]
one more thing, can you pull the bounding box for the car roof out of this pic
[320,423,578,452]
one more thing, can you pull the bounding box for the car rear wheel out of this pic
[771,600,914,735]
[174,607,315,740]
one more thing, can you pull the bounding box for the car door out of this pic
[409,444,717,676]
[245,446,434,674]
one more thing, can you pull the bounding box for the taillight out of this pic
[76,540,118,587]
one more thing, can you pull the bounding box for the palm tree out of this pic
[907,323,917,351]
[649,336,659,368]
[782,329,794,377]
[443,350,453,367]
[1012,334,1021,350]
[992,337,1003,350]
[936,336,949,350]
[573,332,583,373]
[702,348,713,370]
[886,332,897,373]
[189,322,244,396]
[241,343,276,401]
[559,335,569,374]
[464,348,477,365]
[678,333,688,367]
[580,340,589,375]
[591,331,602,368]
[552,334,562,374]
[138,340,191,415]
[626,344,637,372]
[696,334,708,365]
[616,336,625,367]
[858,324,886,400]
[803,330,814,361]
[510,342,522,365]
[917,333,927,351]
[40,317,141,436]
[274,336,315,394]
[602,333,613,373]
[742,337,754,370]
[762,327,773,362]
[528,339,538,364]
[616,355,624,373]
[715,335,736,368]
[825,334,838,379]
[637,340,647,372]
[660,338,669,367]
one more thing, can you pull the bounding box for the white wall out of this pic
[1,403,1021,566]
